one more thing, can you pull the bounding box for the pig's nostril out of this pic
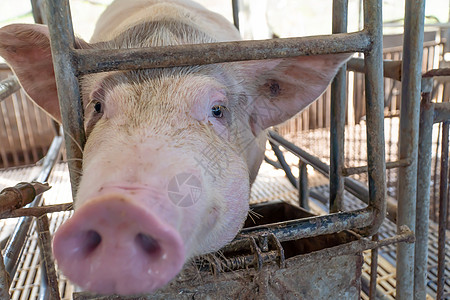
[82,230,102,256]
[135,233,161,256]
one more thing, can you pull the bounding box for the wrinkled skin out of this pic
[0,0,351,295]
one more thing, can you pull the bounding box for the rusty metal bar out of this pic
[75,31,370,75]
[2,135,62,281]
[347,57,402,81]
[342,158,412,176]
[433,102,450,123]
[36,215,60,300]
[0,76,20,102]
[437,121,449,300]
[414,86,434,299]
[0,255,10,300]
[422,68,450,78]
[43,0,85,198]
[231,0,239,31]
[0,203,73,220]
[369,234,379,300]
[329,0,348,213]
[0,182,50,213]
[359,0,386,237]
[396,0,425,298]
[298,160,309,210]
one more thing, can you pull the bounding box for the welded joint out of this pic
[0,182,51,213]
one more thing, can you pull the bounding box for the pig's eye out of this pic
[94,101,103,113]
[211,105,226,118]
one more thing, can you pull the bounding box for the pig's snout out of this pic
[52,191,185,295]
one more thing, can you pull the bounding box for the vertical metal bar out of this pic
[232,0,240,31]
[0,256,11,300]
[43,0,86,199]
[36,215,60,300]
[414,82,434,299]
[396,1,425,299]
[362,0,386,235]
[330,0,348,213]
[298,160,309,210]
[437,122,449,300]
[369,234,379,299]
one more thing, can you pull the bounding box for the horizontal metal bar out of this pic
[433,102,450,123]
[75,31,371,75]
[347,57,402,81]
[423,68,450,78]
[342,158,412,176]
[0,76,20,102]
[0,182,50,213]
[0,203,73,219]
[241,208,374,241]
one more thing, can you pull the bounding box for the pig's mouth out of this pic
[52,190,186,295]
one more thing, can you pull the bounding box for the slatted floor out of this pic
[0,162,448,298]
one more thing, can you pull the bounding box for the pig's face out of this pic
[0,23,350,295]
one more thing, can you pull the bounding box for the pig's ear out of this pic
[0,24,89,123]
[233,53,352,133]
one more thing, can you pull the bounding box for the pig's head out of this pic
[0,23,351,295]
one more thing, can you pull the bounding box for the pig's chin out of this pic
[52,189,187,295]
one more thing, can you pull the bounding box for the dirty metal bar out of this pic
[43,0,85,198]
[346,58,402,81]
[329,0,348,213]
[422,68,450,78]
[268,130,399,223]
[414,88,434,299]
[2,135,62,281]
[342,158,412,176]
[437,122,449,300]
[0,76,20,102]
[75,31,370,75]
[362,0,386,237]
[36,215,60,300]
[0,255,10,299]
[241,208,374,241]
[231,0,239,31]
[369,234,379,300]
[0,203,73,219]
[0,182,50,213]
[396,1,425,299]
[269,142,297,187]
[433,102,450,123]
[298,160,309,210]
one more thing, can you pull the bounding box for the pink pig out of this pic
[0,0,350,295]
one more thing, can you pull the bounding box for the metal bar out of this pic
[0,203,73,219]
[43,0,85,198]
[437,122,449,300]
[414,89,434,299]
[423,68,450,77]
[269,141,297,188]
[231,0,239,31]
[268,130,400,221]
[0,256,10,300]
[0,77,20,102]
[347,57,402,81]
[342,158,412,176]
[433,102,450,123]
[36,215,60,300]
[2,135,62,281]
[396,1,425,299]
[329,0,348,213]
[0,182,50,213]
[369,234,379,300]
[362,0,386,236]
[241,208,374,242]
[298,160,309,210]
[75,31,371,75]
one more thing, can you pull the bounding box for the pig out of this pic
[0,0,350,296]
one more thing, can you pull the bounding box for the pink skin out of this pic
[53,189,185,295]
